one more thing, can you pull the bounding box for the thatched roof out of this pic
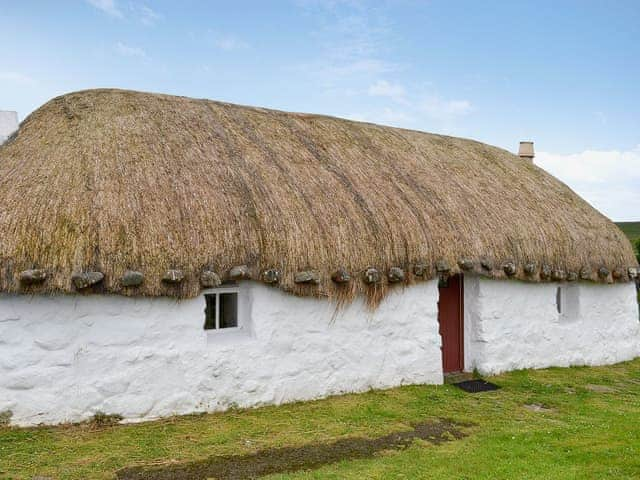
[0,89,636,301]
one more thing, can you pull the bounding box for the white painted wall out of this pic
[464,277,640,375]
[0,111,18,144]
[3,276,638,426]
[0,281,442,426]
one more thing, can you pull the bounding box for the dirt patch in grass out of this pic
[523,403,555,413]
[116,418,471,480]
[585,384,617,393]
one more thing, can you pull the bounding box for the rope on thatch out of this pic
[121,270,144,287]
[580,267,592,280]
[229,265,250,281]
[294,270,320,285]
[331,268,351,283]
[363,268,381,285]
[387,267,405,283]
[435,260,450,273]
[72,271,104,289]
[540,265,552,280]
[523,262,537,275]
[503,262,517,276]
[458,258,474,271]
[200,270,221,288]
[612,267,625,280]
[19,269,47,285]
[162,269,184,284]
[598,266,610,279]
[567,271,578,282]
[261,269,281,285]
[413,264,428,277]
[480,258,493,271]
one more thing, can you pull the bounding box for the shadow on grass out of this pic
[117,418,472,480]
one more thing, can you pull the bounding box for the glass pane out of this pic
[556,287,562,314]
[204,293,216,330]
[219,292,238,328]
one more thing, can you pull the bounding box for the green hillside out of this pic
[616,222,640,253]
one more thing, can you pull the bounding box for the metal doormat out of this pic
[454,379,500,393]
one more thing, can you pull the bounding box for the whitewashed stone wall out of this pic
[464,278,640,374]
[0,280,442,426]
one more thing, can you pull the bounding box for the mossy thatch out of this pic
[0,89,636,302]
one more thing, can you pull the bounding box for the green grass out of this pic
[616,221,640,252]
[2,360,640,479]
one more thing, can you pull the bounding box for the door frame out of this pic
[457,274,464,372]
[438,273,464,374]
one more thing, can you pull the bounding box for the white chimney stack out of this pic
[518,141,534,162]
[0,111,19,145]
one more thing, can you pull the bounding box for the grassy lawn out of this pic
[1,360,640,479]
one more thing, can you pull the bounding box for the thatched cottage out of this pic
[0,89,638,426]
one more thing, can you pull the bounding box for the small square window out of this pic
[219,292,238,328]
[204,294,216,330]
[556,285,580,322]
[204,291,239,330]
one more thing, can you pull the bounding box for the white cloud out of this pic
[293,1,471,134]
[212,34,250,51]
[420,96,473,119]
[86,0,122,18]
[367,80,406,101]
[201,30,250,51]
[316,59,399,80]
[115,42,147,58]
[536,146,640,221]
[352,90,473,132]
[135,5,161,26]
[293,0,365,10]
[319,14,387,60]
[379,107,414,125]
[366,107,415,125]
[294,2,400,88]
[0,72,36,86]
[335,88,474,133]
[87,1,161,24]
[594,111,608,125]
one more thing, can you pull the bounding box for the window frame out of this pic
[556,286,563,315]
[555,284,580,322]
[204,285,242,333]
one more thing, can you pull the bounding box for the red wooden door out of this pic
[438,274,464,373]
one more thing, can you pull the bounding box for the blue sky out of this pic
[1,0,639,220]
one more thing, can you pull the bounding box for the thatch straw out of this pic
[0,89,636,303]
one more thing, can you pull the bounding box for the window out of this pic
[204,290,239,330]
[556,285,580,322]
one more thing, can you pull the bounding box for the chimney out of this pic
[0,111,19,145]
[518,141,534,162]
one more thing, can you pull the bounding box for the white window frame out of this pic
[204,285,243,333]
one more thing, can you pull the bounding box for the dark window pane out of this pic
[556,287,562,314]
[204,293,216,330]
[219,292,238,328]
